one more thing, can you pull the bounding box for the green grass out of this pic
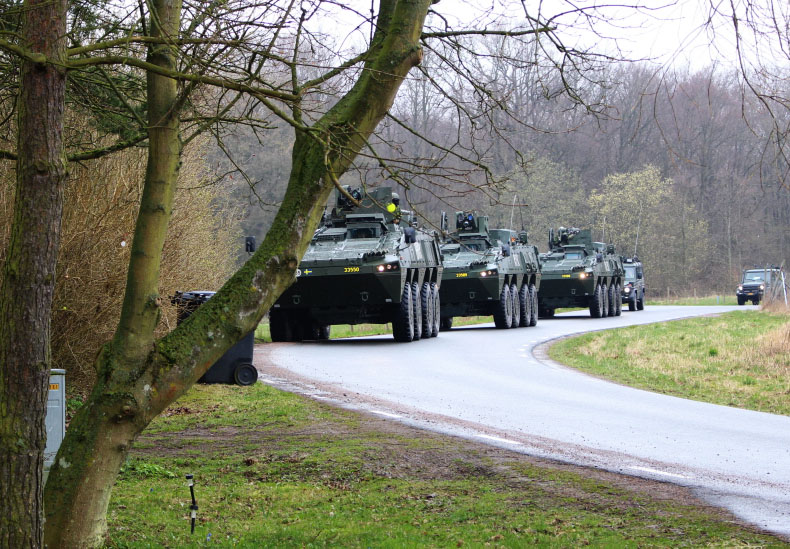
[646,294,735,306]
[106,383,786,547]
[255,316,493,342]
[550,309,790,416]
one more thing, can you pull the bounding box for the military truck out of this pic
[537,227,624,318]
[270,186,443,342]
[621,256,646,311]
[438,211,541,330]
[736,265,785,305]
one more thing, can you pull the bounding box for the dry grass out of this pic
[1,134,240,396]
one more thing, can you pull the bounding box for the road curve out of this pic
[257,305,790,540]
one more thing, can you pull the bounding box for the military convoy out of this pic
[621,257,646,311]
[438,211,541,330]
[537,227,624,318]
[270,188,649,341]
[270,186,443,342]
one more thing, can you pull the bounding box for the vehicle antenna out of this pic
[519,196,526,231]
[509,194,517,232]
[634,201,644,257]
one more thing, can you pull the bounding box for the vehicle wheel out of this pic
[628,293,637,311]
[590,284,604,318]
[269,310,289,342]
[493,284,512,328]
[518,284,530,327]
[601,284,610,317]
[420,282,432,338]
[430,283,440,337]
[529,284,538,326]
[392,283,414,342]
[737,296,746,306]
[318,324,331,340]
[607,283,616,317]
[510,284,520,328]
[614,284,622,316]
[412,281,422,340]
[233,364,258,386]
[637,292,645,311]
[440,317,453,331]
[752,298,760,306]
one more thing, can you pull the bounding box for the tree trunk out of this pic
[43,0,432,545]
[0,0,67,546]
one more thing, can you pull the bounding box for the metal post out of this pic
[186,474,198,534]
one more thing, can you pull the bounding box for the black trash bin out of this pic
[171,291,258,386]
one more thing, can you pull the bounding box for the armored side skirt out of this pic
[439,276,502,317]
[538,277,596,308]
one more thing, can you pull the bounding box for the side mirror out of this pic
[245,236,256,253]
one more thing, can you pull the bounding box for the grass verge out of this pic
[108,383,785,547]
[549,309,790,416]
[646,294,735,306]
[255,316,493,342]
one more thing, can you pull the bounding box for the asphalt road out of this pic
[258,305,790,539]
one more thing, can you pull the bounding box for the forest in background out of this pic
[220,59,789,296]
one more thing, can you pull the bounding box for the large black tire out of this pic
[614,284,622,316]
[430,283,440,337]
[601,284,609,317]
[737,296,746,306]
[318,324,331,340]
[637,292,645,310]
[590,284,604,318]
[518,284,530,327]
[510,284,520,328]
[440,317,453,331]
[392,283,414,342]
[606,283,617,316]
[412,281,422,340]
[529,284,538,326]
[493,284,512,329]
[233,364,258,386]
[420,282,432,338]
[269,310,290,342]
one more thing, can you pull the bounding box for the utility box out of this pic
[45,369,66,470]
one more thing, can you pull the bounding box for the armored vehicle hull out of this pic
[439,212,541,330]
[271,187,443,342]
[537,227,624,318]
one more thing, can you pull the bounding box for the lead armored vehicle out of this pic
[438,211,541,330]
[537,227,624,318]
[270,186,443,342]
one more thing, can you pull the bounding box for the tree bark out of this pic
[44,0,432,545]
[0,0,67,546]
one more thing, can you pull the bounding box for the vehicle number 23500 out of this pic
[344,266,360,273]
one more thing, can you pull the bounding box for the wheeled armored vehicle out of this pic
[270,186,443,342]
[537,227,624,318]
[438,211,541,330]
[621,257,646,311]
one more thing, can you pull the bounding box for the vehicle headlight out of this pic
[376,262,399,272]
[578,272,587,279]
[480,269,497,277]
[737,285,743,291]
[760,284,765,290]
[624,286,631,293]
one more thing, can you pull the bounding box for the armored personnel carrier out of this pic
[270,186,443,342]
[438,211,541,330]
[537,227,624,318]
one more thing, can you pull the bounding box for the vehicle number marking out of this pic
[456,272,468,278]
[344,267,360,273]
[49,384,59,391]
[562,274,571,278]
